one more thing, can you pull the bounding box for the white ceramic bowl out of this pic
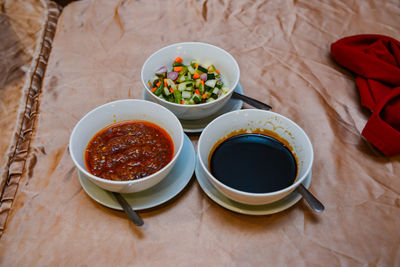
[141,42,240,120]
[69,99,184,193]
[197,109,314,205]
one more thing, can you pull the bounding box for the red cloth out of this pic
[331,34,400,157]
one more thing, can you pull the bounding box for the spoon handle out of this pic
[296,184,325,212]
[232,91,272,110]
[112,192,144,226]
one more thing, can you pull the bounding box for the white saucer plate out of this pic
[78,134,196,210]
[142,83,244,133]
[195,155,312,215]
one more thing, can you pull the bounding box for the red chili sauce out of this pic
[85,120,174,181]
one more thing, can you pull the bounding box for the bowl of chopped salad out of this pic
[141,42,240,120]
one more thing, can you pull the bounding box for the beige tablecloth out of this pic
[0,0,399,266]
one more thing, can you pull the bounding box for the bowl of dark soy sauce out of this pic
[197,109,313,205]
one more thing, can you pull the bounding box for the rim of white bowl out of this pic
[69,99,184,185]
[197,109,314,197]
[141,42,240,108]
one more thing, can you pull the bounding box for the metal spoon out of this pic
[112,192,144,226]
[296,184,325,212]
[232,91,272,110]
[235,92,324,212]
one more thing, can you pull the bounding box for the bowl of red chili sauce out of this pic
[69,99,184,193]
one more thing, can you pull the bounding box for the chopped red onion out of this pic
[155,66,167,75]
[200,73,208,81]
[167,71,179,80]
[217,90,222,96]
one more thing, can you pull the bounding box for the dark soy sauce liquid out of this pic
[210,134,297,193]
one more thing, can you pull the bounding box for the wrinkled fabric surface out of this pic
[0,0,46,191]
[1,0,400,266]
[0,0,54,235]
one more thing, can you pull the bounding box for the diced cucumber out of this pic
[222,86,229,93]
[173,90,181,104]
[156,73,166,78]
[205,85,213,92]
[178,83,186,91]
[205,79,217,88]
[211,88,220,99]
[207,73,215,80]
[203,91,211,99]
[188,65,195,74]
[179,66,188,76]
[163,87,171,96]
[192,93,201,104]
[178,75,186,83]
[165,79,175,87]
[212,88,220,95]
[197,65,208,73]
[182,91,192,99]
